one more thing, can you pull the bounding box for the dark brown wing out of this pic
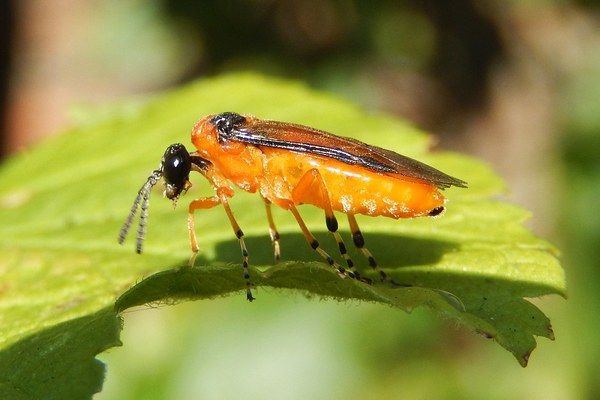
[215,113,467,189]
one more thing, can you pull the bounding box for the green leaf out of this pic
[0,309,121,400]
[0,73,565,396]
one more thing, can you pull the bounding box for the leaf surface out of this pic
[0,73,565,398]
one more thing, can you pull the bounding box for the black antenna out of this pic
[119,169,162,253]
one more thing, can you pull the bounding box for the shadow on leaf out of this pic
[212,232,459,269]
[0,308,122,400]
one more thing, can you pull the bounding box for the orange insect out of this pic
[119,112,467,301]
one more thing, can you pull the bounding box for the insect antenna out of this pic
[118,169,162,253]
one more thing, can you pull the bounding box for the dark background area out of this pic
[0,0,507,156]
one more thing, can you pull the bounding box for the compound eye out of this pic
[162,144,191,199]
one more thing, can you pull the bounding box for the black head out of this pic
[161,143,191,200]
[118,143,192,254]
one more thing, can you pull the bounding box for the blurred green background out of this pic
[1,1,598,399]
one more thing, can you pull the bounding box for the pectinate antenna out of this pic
[118,169,162,253]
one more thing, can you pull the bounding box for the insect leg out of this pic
[292,169,360,277]
[347,214,405,286]
[188,194,255,301]
[216,190,255,302]
[187,195,221,263]
[264,200,281,262]
[288,205,357,280]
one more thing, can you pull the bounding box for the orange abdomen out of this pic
[262,148,445,219]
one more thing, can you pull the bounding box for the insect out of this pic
[119,112,467,301]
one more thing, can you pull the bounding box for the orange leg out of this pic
[187,196,221,257]
[290,169,364,281]
[188,191,255,301]
[264,200,281,262]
